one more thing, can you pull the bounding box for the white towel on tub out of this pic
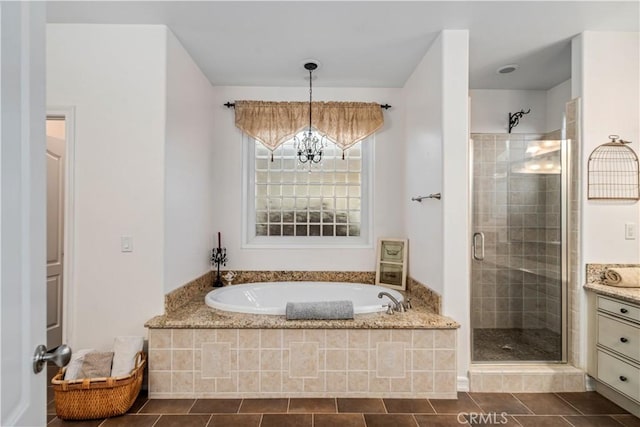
[111,336,144,377]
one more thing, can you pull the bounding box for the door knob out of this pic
[33,344,72,373]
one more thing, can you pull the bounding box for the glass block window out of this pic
[253,135,364,238]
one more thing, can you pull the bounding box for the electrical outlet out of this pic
[625,223,636,240]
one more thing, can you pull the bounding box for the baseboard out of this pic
[585,375,596,391]
[457,375,469,392]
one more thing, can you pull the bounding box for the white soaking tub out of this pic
[204,281,404,315]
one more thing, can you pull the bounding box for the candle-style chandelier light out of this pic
[295,61,326,164]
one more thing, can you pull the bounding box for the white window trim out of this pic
[241,134,374,249]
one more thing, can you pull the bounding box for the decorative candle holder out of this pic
[211,247,227,287]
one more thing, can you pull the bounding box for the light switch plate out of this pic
[625,223,636,240]
[121,236,133,252]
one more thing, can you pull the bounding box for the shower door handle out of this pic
[472,232,485,261]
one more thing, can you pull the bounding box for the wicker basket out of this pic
[52,352,146,420]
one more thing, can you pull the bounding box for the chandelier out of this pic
[295,61,326,164]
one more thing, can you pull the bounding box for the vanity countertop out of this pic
[145,291,459,330]
[584,282,640,305]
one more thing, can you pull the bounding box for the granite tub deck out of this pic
[145,287,459,400]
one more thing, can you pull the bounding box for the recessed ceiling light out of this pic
[497,64,519,74]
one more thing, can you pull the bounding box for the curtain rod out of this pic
[223,102,391,110]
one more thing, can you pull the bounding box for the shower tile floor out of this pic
[47,391,638,426]
[473,328,562,362]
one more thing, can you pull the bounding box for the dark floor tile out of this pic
[154,414,210,427]
[465,414,520,426]
[415,415,470,426]
[190,398,242,413]
[468,393,531,414]
[383,398,434,414]
[48,399,57,415]
[260,413,312,427]
[363,414,417,427]
[47,418,105,427]
[208,414,261,427]
[514,415,572,426]
[239,398,288,413]
[556,392,628,415]
[47,415,56,424]
[314,413,366,427]
[48,386,55,403]
[563,415,629,426]
[128,391,149,414]
[513,393,580,415]
[288,398,336,413]
[337,398,386,413]
[429,393,483,414]
[101,415,161,427]
[139,399,195,414]
[613,415,640,427]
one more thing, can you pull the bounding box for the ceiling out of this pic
[46,1,639,90]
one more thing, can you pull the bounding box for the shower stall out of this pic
[470,133,570,362]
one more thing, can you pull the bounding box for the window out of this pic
[244,133,371,247]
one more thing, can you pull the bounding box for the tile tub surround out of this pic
[147,328,458,399]
[165,271,442,315]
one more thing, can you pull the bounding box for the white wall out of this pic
[545,79,571,134]
[470,89,546,134]
[48,24,166,350]
[210,86,404,271]
[164,31,215,293]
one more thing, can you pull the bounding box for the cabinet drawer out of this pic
[598,350,640,402]
[598,296,640,323]
[598,314,640,362]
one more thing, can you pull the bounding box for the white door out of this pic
[0,3,48,426]
[46,119,65,348]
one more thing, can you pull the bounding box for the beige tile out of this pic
[237,371,259,392]
[503,374,523,392]
[238,329,260,349]
[260,329,282,349]
[150,349,171,371]
[347,371,368,392]
[522,374,543,392]
[149,329,171,349]
[377,342,405,378]
[434,330,455,349]
[564,373,585,392]
[433,372,455,393]
[412,330,434,349]
[326,330,348,349]
[217,329,239,348]
[238,349,259,369]
[390,375,412,393]
[194,376,215,393]
[348,349,369,371]
[289,342,319,378]
[194,330,216,345]
[173,330,194,349]
[172,371,194,393]
[412,350,434,371]
[149,371,172,393]
[347,330,368,348]
[194,349,202,371]
[369,372,390,393]
[391,330,411,344]
[434,350,455,371]
[469,372,482,392]
[261,349,282,371]
[326,372,347,393]
[260,371,282,393]
[413,371,434,393]
[173,349,194,371]
[369,330,391,348]
[481,374,503,392]
[216,372,238,393]
[202,343,230,378]
[283,329,304,346]
[304,330,326,348]
[282,376,304,393]
[326,349,347,371]
[304,373,326,393]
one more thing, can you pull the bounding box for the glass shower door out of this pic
[471,134,565,362]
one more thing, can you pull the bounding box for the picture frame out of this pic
[375,238,408,290]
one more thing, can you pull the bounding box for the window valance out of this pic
[234,100,384,151]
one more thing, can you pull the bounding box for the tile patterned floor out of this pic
[47,391,640,426]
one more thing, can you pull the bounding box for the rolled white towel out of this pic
[111,336,144,377]
[603,268,640,288]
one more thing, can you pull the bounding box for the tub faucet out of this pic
[378,292,405,313]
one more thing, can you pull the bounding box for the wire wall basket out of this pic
[588,135,640,200]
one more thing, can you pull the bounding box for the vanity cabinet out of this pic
[587,292,640,416]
